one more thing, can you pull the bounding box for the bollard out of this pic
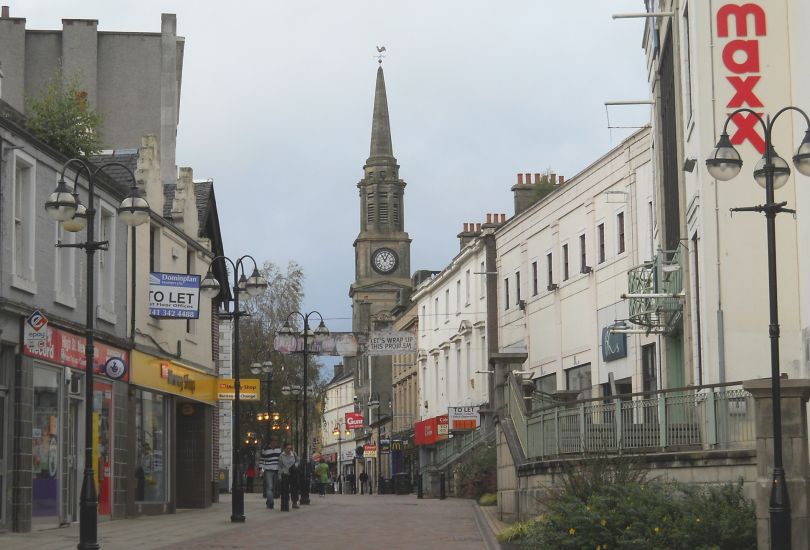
[417,474,423,499]
[439,472,446,500]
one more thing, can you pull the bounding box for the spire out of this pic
[367,65,397,168]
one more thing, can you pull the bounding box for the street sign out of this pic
[23,309,49,348]
[216,378,261,401]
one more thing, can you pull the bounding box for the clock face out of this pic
[372,248,398,274]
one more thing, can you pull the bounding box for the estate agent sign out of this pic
[149,272,201,319]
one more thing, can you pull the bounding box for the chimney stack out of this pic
[1,6,9,18]
[512,170,564,216]
[457,219,481,250]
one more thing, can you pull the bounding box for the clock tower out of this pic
[350,63,412,321]
[349,62,412,426]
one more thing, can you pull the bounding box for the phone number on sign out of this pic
[149,309,199,319]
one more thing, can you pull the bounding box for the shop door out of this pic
[66,395,81,523]
[93,381,113,518]
[32,366,62,528]
[176,402,206,508]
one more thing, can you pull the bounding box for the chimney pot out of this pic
[550,172,557,184]
[476,223,481,232]
[534,173,541,184]
[517,173,523,185]
[486,213,492,224]
[500,213,506,223]
[525,173,531,184]
[1,6,9,17]
[463,223,469,232]
[559,175,565,185]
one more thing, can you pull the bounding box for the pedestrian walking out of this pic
[315,458,330,497]
[359,470,369,495]
[347,472,356,494]
[279,443,300,511]
[245,462,256,493]
[259,437,281,509]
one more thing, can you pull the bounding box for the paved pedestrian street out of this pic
[2,493,499,550]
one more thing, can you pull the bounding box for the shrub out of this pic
[520,480,756,550]
[478,493,497,506]
[497,517,540,543]
[454,445,496,498]
[26,69,104,158]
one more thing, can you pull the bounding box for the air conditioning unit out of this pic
[581,265,593,274]
[547,283,558,292]
[517,299,526,311]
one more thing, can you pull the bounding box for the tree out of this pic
[26,70,104,158]
[237,261,324,445]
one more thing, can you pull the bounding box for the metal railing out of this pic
[507,375,755,461]
[626,248,683,333]
[433,423,495,469]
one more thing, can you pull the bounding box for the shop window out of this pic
[32,367,61,522]
[135,390,167,502]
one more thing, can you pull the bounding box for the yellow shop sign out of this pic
[217,378,261,401]
[130,350,217,404]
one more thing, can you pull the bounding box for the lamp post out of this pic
[281,384,303,455]
[367,393,390,494]
[277,311,329,505]
[332,422,351,494]
[200,256,268,523]
[250,358,274,444]
[44,158,150,550]
[706,106,810,550]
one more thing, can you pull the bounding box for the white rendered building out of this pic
[496,129,656,397]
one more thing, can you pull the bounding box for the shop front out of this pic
[129,351,216,515]
[21,323,130,529]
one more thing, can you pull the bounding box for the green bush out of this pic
[478,492,497,506]
[454,445,496,499]
[497,517,540,543]
[520,480,756,550]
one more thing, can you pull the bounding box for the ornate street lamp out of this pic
[277,312,329,505]
[281,384,303,455]
[332,422,351,494]
[250,358,274,444]
[200,256,267,523]
[706,106,810,550]
[45,158,150,550]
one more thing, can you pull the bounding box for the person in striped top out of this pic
[259,437,281,509]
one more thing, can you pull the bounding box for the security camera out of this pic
[353,395,358,402]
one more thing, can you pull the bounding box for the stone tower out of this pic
[350,63,411,448]
[351,64,412,301]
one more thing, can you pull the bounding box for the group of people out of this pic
[256,439,301,511]
[246,437,376,507]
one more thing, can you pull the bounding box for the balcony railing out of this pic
[625,248,683,334]
[505,374,755,461]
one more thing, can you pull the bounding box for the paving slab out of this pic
[1,493,496,550]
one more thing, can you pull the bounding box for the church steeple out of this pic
[366,65,397,171]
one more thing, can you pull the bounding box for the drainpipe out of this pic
[708,0,726,383]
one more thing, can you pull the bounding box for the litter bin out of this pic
[393,472,411,495]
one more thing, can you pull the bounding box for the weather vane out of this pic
[375,46,386,64]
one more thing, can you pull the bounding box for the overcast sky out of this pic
[17,1,650,351]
